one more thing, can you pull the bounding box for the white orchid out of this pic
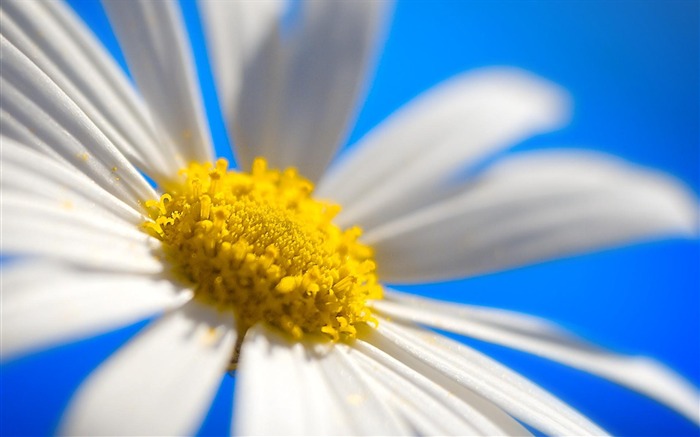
[1,0,698,436]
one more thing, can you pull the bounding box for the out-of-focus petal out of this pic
[199,0,285,156]
[210,1,390,181]
[367,151,698,283]
[316,68,569,229]
[60,300,235,436]
[0,0,175,180]
[233,325,408,435]
[1,261,191,360]
[370,322,607,435]
[372,290,700,424]
[103,0,213,166]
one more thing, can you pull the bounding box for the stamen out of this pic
[143,158,381,342]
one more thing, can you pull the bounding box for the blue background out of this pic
[2,0,698,436]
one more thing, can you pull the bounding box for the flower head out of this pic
[144,157,381,343]
[1,0,698,436]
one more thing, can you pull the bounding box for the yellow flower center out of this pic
[143,158,381,342]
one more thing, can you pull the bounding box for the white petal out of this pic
[1,138,143,224]
[371,321,607,436]
[233,325,315,436]
[233,325,408,436]
[349,337,532,436]
[374,290,700,424]
[0,36,157,208]
[1,261,191,360]
[367,151,698,283]
[103,0,213,165]
[1,110,66,163]
[294,344,355,435]
[225,1,390,181]
[0,0,174,179]
[316,68,570,229]
[322,344,410,435]
[199,0,285,148]
[60,300,235,436]
[1,192,163,273]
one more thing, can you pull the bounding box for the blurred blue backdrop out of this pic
[2,0,698,436]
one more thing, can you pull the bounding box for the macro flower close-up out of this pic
[1,0,699,436]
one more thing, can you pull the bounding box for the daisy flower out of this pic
[1,0,698,435]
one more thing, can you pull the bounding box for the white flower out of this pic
[1,0,698,436]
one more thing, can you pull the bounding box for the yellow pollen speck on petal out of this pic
[346,393,365,406]
[142,158,382,342]
[203,327,222,345]
[77,152,89,162]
